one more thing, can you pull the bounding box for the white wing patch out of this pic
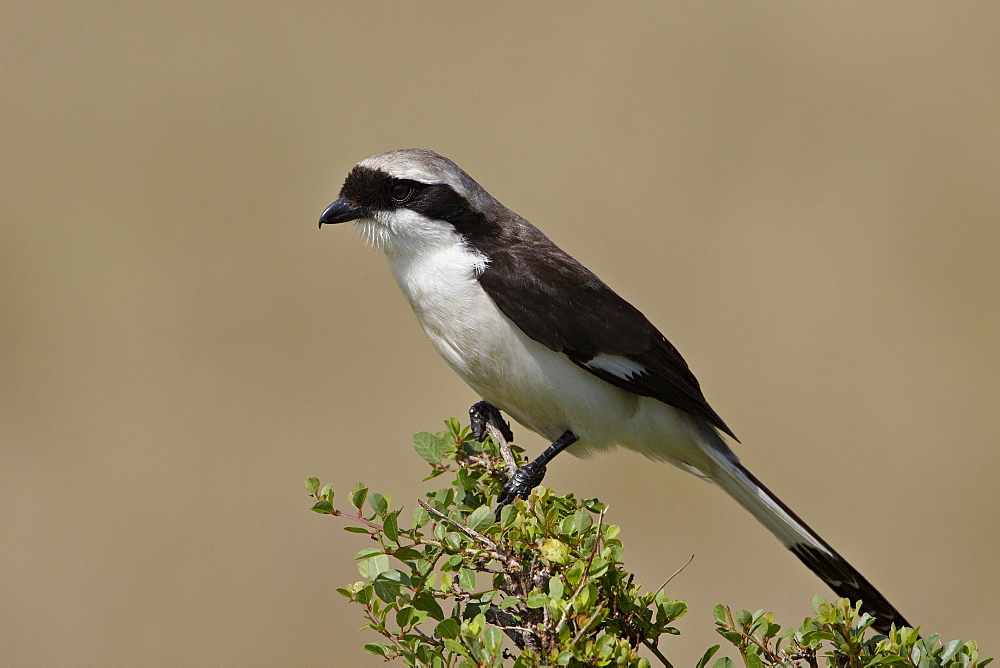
[584,353,647,380]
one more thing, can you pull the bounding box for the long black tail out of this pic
[708,452,911,633]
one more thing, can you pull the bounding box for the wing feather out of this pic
[476,239,736,440]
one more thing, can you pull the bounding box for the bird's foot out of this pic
[469,400,514,443]
[495,460,546,519]
[493,430,577,520]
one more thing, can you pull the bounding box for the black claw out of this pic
[495,461,547,519]
[492,429,577,521]
[469,400,514,443]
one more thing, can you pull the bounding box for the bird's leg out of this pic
[496,430,578,516]
[469,400,514,443]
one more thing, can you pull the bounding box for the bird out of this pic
[318,148,911,633]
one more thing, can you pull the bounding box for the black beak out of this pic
[318,197,369,228]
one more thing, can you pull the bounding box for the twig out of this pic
[569,603,605,645]
[409,549,445,602]
[554,507,606,634]
[417,499,498,551]
[652,554,695,597]
[487,422,519,476]
[325,506,384,531]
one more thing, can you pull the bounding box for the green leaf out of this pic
[304,477,320,494]
[565,560,585,587]
[414,431,449,464]
[696,645,721,668]
[319,483,333,502]
[455,468,476,494]
[548,576,564,600]
[413,591,445,621]
[389,547,422,563]
[363,641,391,657]
[466,613,485,636]
[442,638,468,657]
[458,568,476,591]
[540,538,569,564]
[373,579,402,603]
[576,584,597,611]
[482,625,502,653]
[355,584,373,604]
[719,629,743,645]
[713,604,727,624]
[499,503,517,527]
[500,596,519,609]
[416,643,437,665]
[939,639,962,662]
[659,599,687,623]
[350,483,368,510]
[383,511,399,542]
[443,532,463,551]
[310,500,333,514]
[368,491,388,517]
[380,568,409,586]
[526,589,548,609]
[436,618,460,640]
[412,505,431,528]
[343,526,370,533]
[367,554,389,579]
[572,508,592,533]
[396,605,415,629]
[466,505,495,533]
[444,417,462,437]
[354,547,383,560]
[712,658,735,668]
[582,497,606,513]
[587,556,609,576]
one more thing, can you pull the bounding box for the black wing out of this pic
[477,237,736,440]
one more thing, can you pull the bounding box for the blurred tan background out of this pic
[3,3,998,665]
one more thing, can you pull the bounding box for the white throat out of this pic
[354,209,484,264]
[364,211,501,396]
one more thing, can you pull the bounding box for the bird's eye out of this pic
[390,182,414,202]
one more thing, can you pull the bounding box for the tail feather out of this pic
[708,452,911,634]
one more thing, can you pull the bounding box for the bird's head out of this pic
[319,149,503,255]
